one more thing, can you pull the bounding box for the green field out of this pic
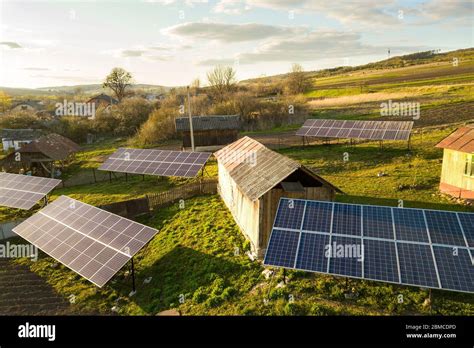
[6,124,474,316]
[3,48,474,316]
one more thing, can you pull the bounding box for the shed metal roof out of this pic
[214,136,341,201]
[175,115,240,132]
[18,133,81,160]
[435,125,474,153]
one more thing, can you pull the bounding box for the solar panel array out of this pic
[296,119,414,141]
[264,198,474,293]
[0,172,61,210]
[13,196,158,287]
[99,148,211,178]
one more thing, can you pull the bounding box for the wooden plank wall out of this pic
[258,186,335,256]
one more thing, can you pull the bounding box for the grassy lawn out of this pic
[7,124,474,315]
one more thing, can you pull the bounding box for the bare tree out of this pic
[207,65,237,101]
[286,63,309,95]
[103,67,133,102]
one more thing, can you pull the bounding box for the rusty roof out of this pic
[435,125,474,153]
[18,133,80,160]
[214,136,341,201]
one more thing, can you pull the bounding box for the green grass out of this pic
[8,125,474,316]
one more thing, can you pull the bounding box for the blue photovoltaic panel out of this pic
[332,204,361,236]
[363,206,394,239]
[264,229,300,268]
[397,243,439,288]
[302,201,333,233]
[364,239,399,283]
[264,198,474,293]
[295,232,329,272]
[433,246,474,293]
[457,213,474,248]
[393,208,429,243]
[328,236,363,278]
[424,210,467,247]
[273,199,305,230]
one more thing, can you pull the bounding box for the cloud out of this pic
[214,0,400,25]
[415,0,473,24]
[0,41,22,49]
[143,0,208,6]
[23,67,50,71]
[121,49,147,57]
[199,30,424,65]
[163,22,307,42]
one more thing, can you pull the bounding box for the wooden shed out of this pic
[175,115,240,150]
[214,136,342,258]
[1,133,80,177]
[436,125,474,199]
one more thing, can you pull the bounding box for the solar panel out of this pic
[12,196,158,287]
[99,148,212,178]
[0,172,61,210]
[264,198,474,293]
[296,119,414,141]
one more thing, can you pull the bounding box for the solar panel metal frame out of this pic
[296,119,414,141]
[12,195,158,287]
[264,198,474,294]
[99,148,212,178]
[0,172,61,210]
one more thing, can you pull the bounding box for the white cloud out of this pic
[199,30,424,65]
[0,41,22,49]
[162,22,308,42]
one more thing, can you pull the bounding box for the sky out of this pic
[0,0,472,88]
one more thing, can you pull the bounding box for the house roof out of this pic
[18,133,81,160]
[87,93,118,105]
[11,100,44,110]
[214,136,341,201]
[435,125,474,153]
[1,128,43,140]
[175,115,240,132]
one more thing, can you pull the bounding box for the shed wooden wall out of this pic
[217,162,261,251]
[182,129,238,147]
[258,186,335,257]
[440,149,474,197]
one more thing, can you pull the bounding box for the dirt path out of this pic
[0,259,75,315]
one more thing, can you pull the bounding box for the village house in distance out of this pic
[175,115,240,151]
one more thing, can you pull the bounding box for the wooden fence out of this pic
[147,179,218,210]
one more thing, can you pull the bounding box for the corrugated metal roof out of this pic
[215,136,341,201]
[435,125,474,153]
[175,115,240,132]
[19,133,81,160]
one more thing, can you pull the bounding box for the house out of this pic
[1,133,80,177]
[175,115,240,151]
[435,125,474,199]
[11,100,44,112]
[214,136,342,257]
[86,93,118,108]
[1,128,43,151]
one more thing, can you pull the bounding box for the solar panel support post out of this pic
[131,257,136,293]
[125,172,128,182]
[109,171,112,183]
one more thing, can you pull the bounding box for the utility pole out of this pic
[187,86,195,152]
